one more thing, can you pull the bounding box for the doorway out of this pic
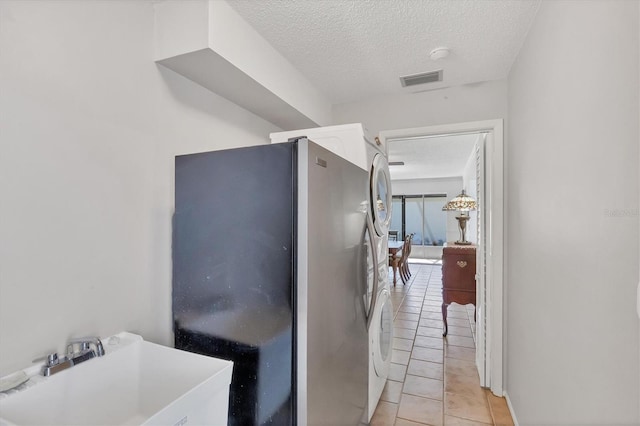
[379,119,504,397]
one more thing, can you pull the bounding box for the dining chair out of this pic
[398,235,412,285]
[400,233,413,283]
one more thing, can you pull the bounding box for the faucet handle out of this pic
[67,337,105,357]
[46,353,59,366]
[32,352,66,366]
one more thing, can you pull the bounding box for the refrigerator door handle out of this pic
[365,216,379,331]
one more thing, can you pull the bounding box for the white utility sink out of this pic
[0,332,233,425]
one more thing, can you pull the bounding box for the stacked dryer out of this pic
[270,123,394,423]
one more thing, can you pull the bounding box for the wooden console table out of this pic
[441,243,476,336]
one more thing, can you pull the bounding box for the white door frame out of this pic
[379,119,504,396]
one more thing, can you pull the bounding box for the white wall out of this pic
[507,1,639,423]
[207,0,332,127]
[154,0,332,129]
[333,79,508,137]
[0,1,280,376]
[391,177,463,259]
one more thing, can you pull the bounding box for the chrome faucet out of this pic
[41,336,105,377]
[67,337,105,357]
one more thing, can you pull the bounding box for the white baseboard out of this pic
[504,392,519,426]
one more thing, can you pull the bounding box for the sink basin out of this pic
[0,332,233,425]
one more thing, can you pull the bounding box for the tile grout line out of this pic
[431,265,449,426]
[391,261,421,321]
[407,263,440,426]
[423,264,446,426]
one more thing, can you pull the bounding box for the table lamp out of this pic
[442,190,477,245]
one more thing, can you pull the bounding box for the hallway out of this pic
[372,263,514,425]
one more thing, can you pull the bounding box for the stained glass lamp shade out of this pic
[442,190,477,245]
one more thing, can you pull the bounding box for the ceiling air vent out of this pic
[400,70,443,87]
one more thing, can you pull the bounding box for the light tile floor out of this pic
[373,262,514,426]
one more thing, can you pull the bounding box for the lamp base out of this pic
[455,215,472,245]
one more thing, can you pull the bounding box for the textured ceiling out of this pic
[388,133,479,180]
[227,0,540,104]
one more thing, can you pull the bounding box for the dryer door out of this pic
[370,154,392,237]
[360,216,379,330]
[373,288,393,376]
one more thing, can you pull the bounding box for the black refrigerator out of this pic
[173,139,370,425]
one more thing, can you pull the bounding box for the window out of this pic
[390,198,403,240]
[390,194,447,246]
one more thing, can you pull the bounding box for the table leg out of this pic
[442,302,449,336]
[391,257,398,286]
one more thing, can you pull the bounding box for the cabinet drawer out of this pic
[442,255,475,291]
[443,289,476,306]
